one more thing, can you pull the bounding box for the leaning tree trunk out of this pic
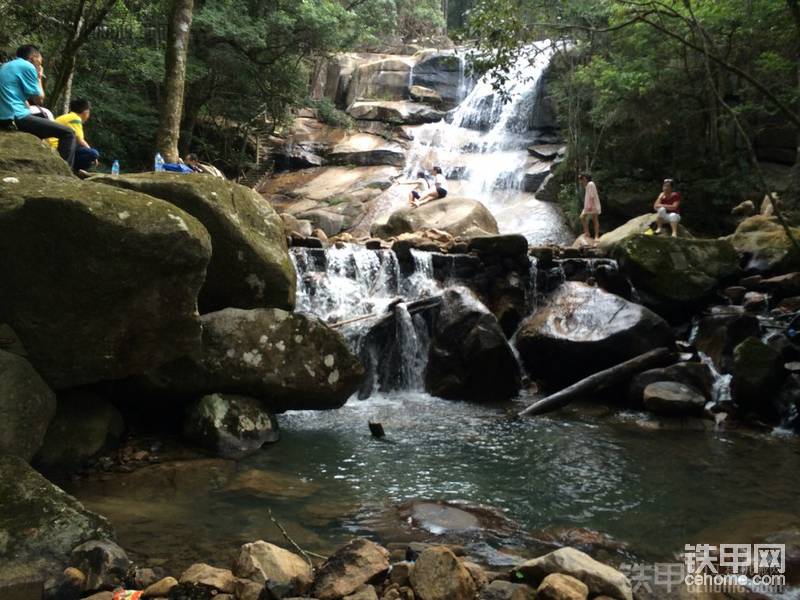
[156,0,194,163]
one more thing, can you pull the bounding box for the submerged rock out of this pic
[372,197,499,239]
[0,455,114,582]
[0,350,56,461]
[511,547,632,600]
[0,131,73,177]
[0,175,211,389]
[515,282,673,386]
[311,538,390,600]
[183,394,279,459]
[425,287,521,401]
[410,546,476,600]
[146,308,364,411]
[93,173,295,313]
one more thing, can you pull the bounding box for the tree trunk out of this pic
[156,0,195,163]
[786,0,800,204]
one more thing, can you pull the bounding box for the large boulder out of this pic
[92,173,295,313]
[36,391,124,470]
[511,547,632,600]
[731,337,783,420]
[0,131,73,177]
[346,57,415,105]
[409,546,476,600]
[183,393,279,459]
[0,455,114,583]
[613,235,739,315]
[0,175,211,389]
[410,52,464,107]
[145,308,364,411]
[372,198,499,239]
[347,101,445,126]
[596,213,692,252]
[425,287,521,401]
[693,308,760,372]
[69,539,131,593]
[311,538,390,600]
[627,361,714,407]
[0,350,56,461]
[728,215,800,273]
[515,282,673,386]
[643,381,706,416]
[327,132,406,167]
[232,541,313,596]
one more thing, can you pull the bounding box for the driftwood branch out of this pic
[329,295,442,328]
[267,508,327,568]
[518,347,675,417]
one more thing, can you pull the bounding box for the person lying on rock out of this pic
[184,153,225,178]
[0,45,76,168]
[48,98,99,176]
[413,166,448,207]
[396,170,431,206]
[579,172,601,241]
[653,178,682,237]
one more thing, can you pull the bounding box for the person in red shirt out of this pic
[653,178,681,237]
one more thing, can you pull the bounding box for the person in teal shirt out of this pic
[0,45,75,168]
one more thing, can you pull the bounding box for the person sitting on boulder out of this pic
[654,178,682,237]
[396,170,430,206]
[413,166,448,207]
[578,172,601,241]
[48,98,99,175]
[0,45,75,168]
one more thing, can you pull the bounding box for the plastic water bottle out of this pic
[111,160,120,176]
[154,152,164,172]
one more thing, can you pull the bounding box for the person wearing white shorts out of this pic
[653,178,682,237]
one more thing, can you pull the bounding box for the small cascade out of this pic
[698,352,733,406]
[394,304,430,391]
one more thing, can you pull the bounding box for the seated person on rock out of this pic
[396,170,431,206]
[48,98,99,175]
[184,153,225,178]
[653,178,682,237]
[413,166,448,207]
[0,45,75,168]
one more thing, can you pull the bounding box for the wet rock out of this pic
[728,215,800,273]
[328,133,407,167]
[643,381,706,416]
[760,272,800,297]
[409,546,476,600]
[346,57,414,105]
[0,455,113,582]
[36,390,124,469]
[179,563,236,594]
[183,394,279,459]
[527,144,564,161]
[347,102,445,126]
[731,337,782,420]
[536,573,588,600]
[69,539,131,592]
[693,308,760,372]
[0,350,56,461]
[372,198,499,240]
[515,282,673,386]
[223,469,320,500]
[743,291,768,312]
[344,584,379,600]
[93,172,295,313]
[145,308,364,411]
[613,235,739,315]
[0,131,73,176]
[409,85,443,105]
[468,234,529,257]
[411,52,465,108]
[282,213,314,238]
[0,175,210,389]
[510,547,632,600]
[232,541,313,594]
[311,538,390,600]
[425,287,521,401]
[479,580,535,600]
[627,361,714,407]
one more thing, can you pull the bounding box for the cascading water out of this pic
[400,41,574,245]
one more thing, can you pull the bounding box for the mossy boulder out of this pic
[0,454,114,582]
[727,215,800,273]
[92,173,295,312]
[0,175,211,389]
[0,350,56,461]
[0,131,73,177]
[731,337,783,420]
[36,391,125,470]
[613,235,739,315]
[144,308,365,411]
[597,214,693,252]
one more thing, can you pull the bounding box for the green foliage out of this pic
[308,98,354,131]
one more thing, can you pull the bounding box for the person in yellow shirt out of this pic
[49,98,99,174]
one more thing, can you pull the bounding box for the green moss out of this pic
[0,132,74,177]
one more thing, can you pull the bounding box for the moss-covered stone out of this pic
[0,175,211,389]
[0,131,73,177]
[727,215,800,273]
[0,454,113,582]
[597,213,693,252]
[614,235,739,315]
[92,173,295,312]
[0,350,56,461]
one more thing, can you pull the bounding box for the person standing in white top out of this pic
[579,172,601,241]
[413,166,448,207]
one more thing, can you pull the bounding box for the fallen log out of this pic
[517,347,676,418]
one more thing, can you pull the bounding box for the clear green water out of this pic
[66,392,800,580]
